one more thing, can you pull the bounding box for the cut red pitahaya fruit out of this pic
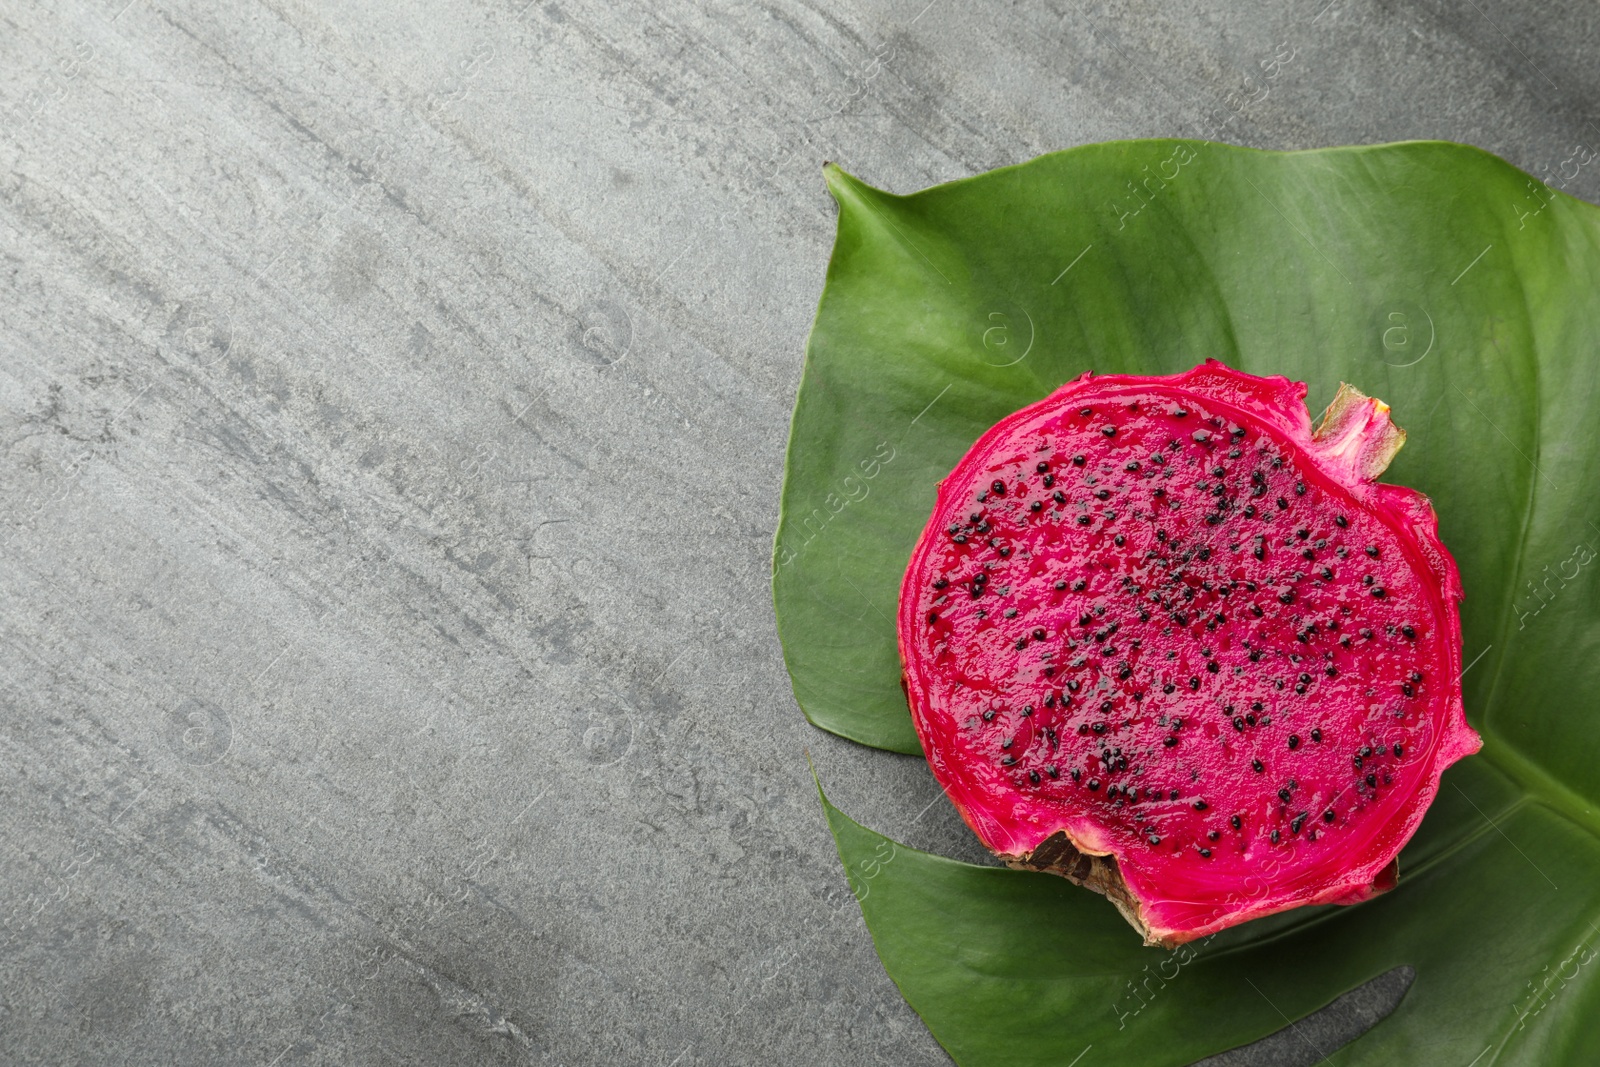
[898,360,1480,947]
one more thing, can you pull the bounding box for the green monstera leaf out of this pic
[773,141,1600,1065]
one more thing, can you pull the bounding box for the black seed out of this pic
[1029,770,1040,784]
[1088,778,1100,790]
[1072,579,1087,592]
[1102,426,1117,437]
[1166,684,1178,695]
[1044,475,1055,488]
[1048,764,1060,779]
[1253,760,1264,773]
[1393,743,1405,758]
[1067,680,1081,692]
[1402,684,1414,697]
[1360,628,1373,639]
[1278,787,1292,802]
[1371,587,1386,599]
[1163,736,1178,747]
[1189,677,1201,690]
[1193,799,1208,811]
[1072,454,1086,466]
[1015,639,1028,650]
[1366,773,1378,787]
[1233,716,1246,731]
[1173,407,1188,418]
[933,578,948,589]
[1053,490,1066,504]
[1071,768,1081,781]
[1271,830,1280,844]
[1077,515,1092,525]
[1402,625,1417,639]
[1020,705,1034,718]
[1093,722,1107,735]
[1288,735,1301,750]
[1245,714,1257,726]
[1365,545,1379,558]
[1231,815,1242,829]
[1193,430,1211,443]
[1001,755,1016,765]
[1001,737,1013,749]
[928,612,939,623]
[1054,580,1067,591]
[1169,788,1181,800]
[1148,834,1161,845]
[1080,407,1093,417]
[1199,847,1212,858]
[1032,628,1046,640]
[1295,482,1306,496]
[992,480,1006,495]
[1037,461,1049,473]
[1311,729,1322,742]
[982,709,996,722]
[1031,500,1043,512]
[1291,812,1307,834]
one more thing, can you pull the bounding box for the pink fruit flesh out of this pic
[898,360,1480,947]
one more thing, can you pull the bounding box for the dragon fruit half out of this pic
[898,360,1480,947]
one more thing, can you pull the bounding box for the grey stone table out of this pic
[3,1,1595,1063]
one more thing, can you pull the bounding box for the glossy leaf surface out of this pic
[777,141,1600,1065]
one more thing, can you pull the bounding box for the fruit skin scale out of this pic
[897,360,1481,947]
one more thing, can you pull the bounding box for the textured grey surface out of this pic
[3,0,1597,1064]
